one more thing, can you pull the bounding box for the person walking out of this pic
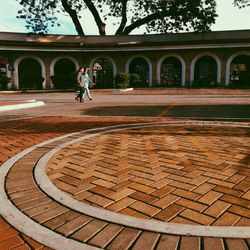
[82,67,95,101]
[75,67,85,102]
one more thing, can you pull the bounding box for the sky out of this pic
[0,0,249,36]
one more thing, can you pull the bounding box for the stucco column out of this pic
[220,58,227,85]
[151,60,159,87]
[44,59,51,89]
[185,58,191,86]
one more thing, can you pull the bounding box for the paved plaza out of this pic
[0,89,250,249]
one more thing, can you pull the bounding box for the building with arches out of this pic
[0,30,250,90]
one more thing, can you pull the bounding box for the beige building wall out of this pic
[0,31,249,90]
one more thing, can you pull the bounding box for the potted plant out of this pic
[114,72,133,92]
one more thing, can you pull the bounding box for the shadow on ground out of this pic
[84,105,250,120]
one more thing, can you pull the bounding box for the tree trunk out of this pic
[84,0,106,35]
[115,0,128,35]
[122,11,168,34]
[61,0,85,35]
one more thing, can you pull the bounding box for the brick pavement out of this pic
[0,90,250,250]
[46,124,250,226]
[0,117,126,249]
[0,116,166,249]
[0,116,250,249]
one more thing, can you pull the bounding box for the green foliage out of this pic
[129,73,140,87]
[234,0,250,8]
[16,0,218,35]
[16,0,61,34]
[114,72,130,89]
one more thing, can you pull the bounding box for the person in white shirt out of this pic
[82,67,95,101]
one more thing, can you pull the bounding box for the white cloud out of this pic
[212,0,250,31]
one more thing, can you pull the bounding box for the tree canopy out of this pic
[234,0,250,8]
[16,0,218,35]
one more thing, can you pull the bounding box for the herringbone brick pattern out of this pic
[47,125,250,226]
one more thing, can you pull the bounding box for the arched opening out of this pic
[51,58,76,89]
[129,58,149,87]
[18,58,43,90]
[230,55,250,87]
[160,57,182,87]
[92,58,113,88]
[194,56,217,86]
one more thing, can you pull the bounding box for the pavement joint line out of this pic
[1,120,250,248]
[35,122,250,238]
[157,102,176,117]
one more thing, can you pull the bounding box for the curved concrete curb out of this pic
[35,122,250,238]
[0,122,163,249]
[0,131,100,250]
[0,121,250,250]
[0,100,45,112]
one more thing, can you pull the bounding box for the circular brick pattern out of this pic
[46,124,250,227]
[1,121,250,249]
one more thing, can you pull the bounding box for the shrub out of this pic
[114,72,130,89]
[129,73,140,87]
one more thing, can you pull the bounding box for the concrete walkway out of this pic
[0,100,45,112]
[0,90,250,249]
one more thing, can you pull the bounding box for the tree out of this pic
[16,0,218,36]
[234,0,250,8]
